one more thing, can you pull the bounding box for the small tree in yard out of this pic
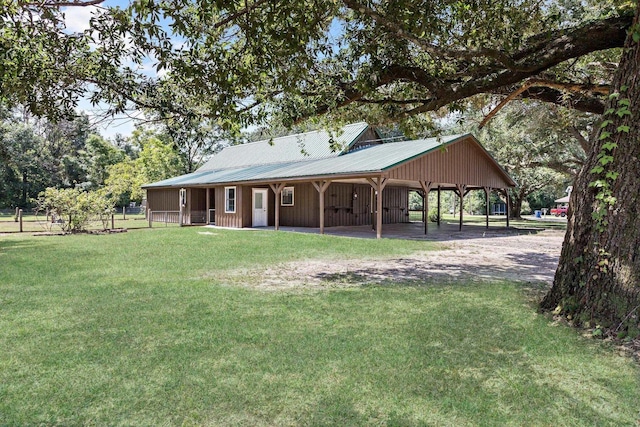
[36,188,114,233]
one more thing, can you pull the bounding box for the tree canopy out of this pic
[0,0,634,128]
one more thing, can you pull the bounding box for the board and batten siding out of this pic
[214,185,244,228]
[279,182,320,227]
[386,136,510,188]
[382,187,410,224]
[147,188,179,212]
[275,182,408,228]
[323,183,370,227]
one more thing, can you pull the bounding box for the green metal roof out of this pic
[144,134,492,188]
[197,122,370,171]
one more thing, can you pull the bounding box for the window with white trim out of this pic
[225,186,236,213]
[281,186,294,206]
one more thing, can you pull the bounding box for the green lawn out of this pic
[0,212,164,233]
[0,228,637,426]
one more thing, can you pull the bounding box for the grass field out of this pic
[0,212,168,233]
[0,227,638,426]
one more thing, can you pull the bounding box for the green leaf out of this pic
[599,155,614,165]
[605,171,619,180]
[617,125,630,133]
[599,131,611,140]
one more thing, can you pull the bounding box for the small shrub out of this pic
[36,188,115,233]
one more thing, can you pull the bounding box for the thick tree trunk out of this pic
[541,5,640,336]
[510,194,523,219]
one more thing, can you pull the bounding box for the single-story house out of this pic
[143,122,515,238]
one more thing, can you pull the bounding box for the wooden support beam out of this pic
[484,187,491,229]
[370,186,375,230]
[205,188,210,224]
[456,184,466,231]
[312,180,331,234]
[366,176,387,239]
[419,181,433,234]
[437,186,441,227]
[506,189,511,228]
[376,179,383,239]
[269,183,286,231]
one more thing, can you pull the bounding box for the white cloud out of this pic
[63,6,99,34]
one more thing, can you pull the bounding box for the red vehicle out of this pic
[550,206,568,217]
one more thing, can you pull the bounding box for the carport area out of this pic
[214,217,536,242]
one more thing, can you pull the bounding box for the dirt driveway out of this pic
[225,225,566,292]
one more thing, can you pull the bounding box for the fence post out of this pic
[122,206,126,220]
[148,210,152,228]
[18,209,23,232]
[14,207,19,222]
[111,213,115,230]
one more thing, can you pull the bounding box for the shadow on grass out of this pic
[314,250,560,290]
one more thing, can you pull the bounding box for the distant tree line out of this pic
[0,109,221,209]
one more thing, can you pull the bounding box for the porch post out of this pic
[456,184,466,231]
[437,185,441,227]
[419,181,433,234]
[312,180,332,234]
[178,188,186,227]
[367,176,388,239]
[484,186,490,229]
[370,186,375,230]
[376,180,383,239]
[269,183,286,231]
[205,187,210,224]
[506,189,510,228]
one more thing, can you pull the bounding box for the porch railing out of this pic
[150,210,180,224]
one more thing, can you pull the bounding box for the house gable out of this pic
[385,135,514,189]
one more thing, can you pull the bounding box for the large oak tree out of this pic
[1,0,639,334]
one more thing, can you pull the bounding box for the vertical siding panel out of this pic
[147,189,179,213]
[241,186,251,227]
[383,137,511,188]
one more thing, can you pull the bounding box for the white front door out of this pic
[252,188,268,227]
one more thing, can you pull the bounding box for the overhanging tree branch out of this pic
[297,14,630,123]
[479,79,609,128]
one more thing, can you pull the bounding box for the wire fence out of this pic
[0,207,157,234]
